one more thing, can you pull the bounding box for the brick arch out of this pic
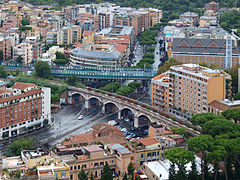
[104,101,120,109]
[70,92,86,100]
[87,96,103,103]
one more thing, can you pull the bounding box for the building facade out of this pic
[151,64,228,116]
[69,43,128,68]
[171,38,240,69]
[13,43,33,64]
[0,82,51,139]
[57,26,81,46]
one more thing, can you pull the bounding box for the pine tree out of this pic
[169,163,176,180]
[127,162,135,180]
[123,172,128,180]
[100,162,113,180]
[90,172,94,180]
[188,160,199,180]
[78,169,88,180]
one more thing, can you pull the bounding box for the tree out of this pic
[128,81,141,90]
[165,147,194,179]
[156,58,182,75]
[66,74,78,86]
[206,146,226,180]
[187,135,214,180]
[16,55,23,63]
[190,113,222,127]
[100,162,113,180]
[99,82,121,93]
[5,137,37,157]
[188,160,199,180]
[19,26,32,31]
[56,52,66,59]
[53,59,68,65]
[202,118,240,137]
[171,128,189,138]
[21,18,30,26]
[34,61,51,79]
[78,169,88,180]
[127,162,135,180]
[90,172,94,180]
[116,86,134,97]
[168,163,176,180]
[0,50,3,62]
[0,65,7,78]
[123,172,128,180]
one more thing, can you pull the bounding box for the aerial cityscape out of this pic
[0,0,239,179]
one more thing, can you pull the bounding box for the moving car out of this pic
[78,115,84,120]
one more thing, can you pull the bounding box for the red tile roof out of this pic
[85,145,103,152]
[0,89,42,104]
[11,82,37,90]
[139,138,159,146]
[115,44,128,53]
[0,89,13,95]
[83,31,93,36]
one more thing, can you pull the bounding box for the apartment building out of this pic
[82,30,95,44]
[0,37,11,61]
[151,64,228,116]
[57,25,82,46]
[46,29,58,44]
[205,1,219,12]
[58,144,134,180]
[145,8,162,27]
[128,137,164,170]
[70,43,128,68]
[13,43,33,64]
[0,82,51,139]
[24,36,43,61]
[95,26,135,51]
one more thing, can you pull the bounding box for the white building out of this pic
[13,43,33,64]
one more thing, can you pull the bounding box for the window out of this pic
[70,175,73,179]
[82,164,87,169]
[100,162,104,166]
[152,152,156,156]
[94,163,99,167]
[78,165,80,169]
[147,153,151,157]
[141,153,143,158]
[95,170,98,177]
[61,172,66,178]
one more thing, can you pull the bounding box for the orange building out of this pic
[151,64,229,117]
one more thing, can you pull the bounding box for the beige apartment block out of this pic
[151,64,228,116]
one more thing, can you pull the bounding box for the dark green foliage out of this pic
[90,172,94,180]
[139,30,157,45]
[168,163,176,180]
[190,113,223,127]
[146,47,155,52]
[142,54,154,59]
[100,162,113,180]
[171,128,188,138]
[202,118,240,137]
[188,160,199,180]
[99,82,121,93]
[222,108,240,123]
[219,10,240,31]
[53,59,68,65]
[34,61,51,79]
[141,58,154,65]
[16,55,23,63]
[66,74,78,86]
[56,52,66,59]
[78,169,88,180]
[123,172,128,180]
[19,26,32,31]
[5,137,37,157]
[226,64,240,94]
[21,18,30,26]
[116,85,133,96]
[127,162,135,179]
[0,50,3,62]
[0,65,7,78]
[136,61,152,68]
[128,81,141,89]
[156,58,182,75]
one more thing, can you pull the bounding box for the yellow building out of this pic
[4,1,19,12]
[128,138,164,170]
[57,25,81,45]
[37,161,70,180]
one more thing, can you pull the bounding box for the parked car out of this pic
[78,115,84,120]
